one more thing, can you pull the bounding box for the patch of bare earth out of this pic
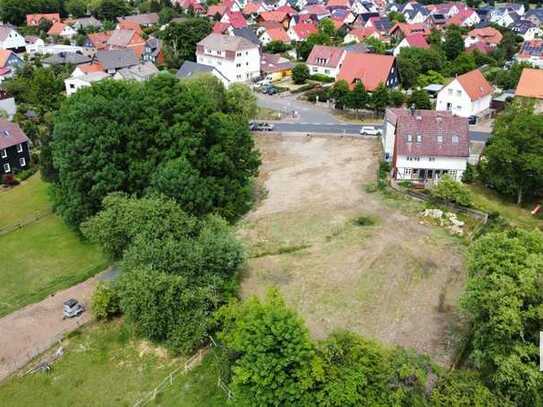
[238,134,466,366]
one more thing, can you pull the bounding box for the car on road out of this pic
[63,298,85,319]
[260,85,277,95]
[359,126,381,136]
[250,122,275,132]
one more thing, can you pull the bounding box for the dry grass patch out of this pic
[239,135,466,365]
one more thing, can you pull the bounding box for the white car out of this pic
[359,126,381,136]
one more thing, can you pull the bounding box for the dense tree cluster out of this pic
[0,0,62,25]
[84,194,244,352]
[217,290,507,406]
[51,74,260,228]
[479,101,543,205]
[159,17,212,67]
[461,228,543,406]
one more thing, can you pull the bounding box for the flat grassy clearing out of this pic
[0,174,107,317]
[467,183,542,229]
[238,135,466,365]
[0,174,50,229]
[0,321,226,407]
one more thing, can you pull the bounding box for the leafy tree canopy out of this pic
[292,63,310,84]
[159,17,212,67]
[52,74,260,228]
[0,0,61,25]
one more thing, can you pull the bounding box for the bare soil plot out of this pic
[238,135,466,365]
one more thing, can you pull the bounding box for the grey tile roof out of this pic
[117,13,159,25]
[107,29,135,47]
[198,33,258,52]
[176,60,229,82]
[115,63,159,81]
[43,52,91,65]
[96,49,139,70]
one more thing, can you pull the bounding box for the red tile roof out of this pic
[515,68,543,99]
[465,41,493,55]
[77,62,105,73]
[26,13,60,26]
[404,33,429,48]
[118,19,143,34]
[291,22,317,39]
[336,53,395,91]
[275,5,297,15]
[456,69,493,101]
[213,22,229,33]
[326,0,350,8]
[242,2,262,14]
[0,50,14,67]
[390,22,429,37]
[266,27,290,43]
[467,27,503,46]
[207,4,227,17]
[87,31,112,49]
[347,27,377,40]
[224,10,247,28]
[306,45,345,68]
[0,119,29,151]
[47,22,67,36]
[391,109,469,158]
[259,11,289,22]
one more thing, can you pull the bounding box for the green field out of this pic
[0,321,226,407]
[0,174,107,317]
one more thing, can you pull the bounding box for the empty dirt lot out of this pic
[238,134,466,365]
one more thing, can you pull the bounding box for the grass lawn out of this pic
[255,107,282,121]
[0,174,107,317]
[467,183,542,229]
[0,321,226,407]
[0,174,51,230]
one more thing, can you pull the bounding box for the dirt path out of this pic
[239,134,466,365]
[0,271,111,382]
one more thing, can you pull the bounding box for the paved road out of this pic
[256,93,340,124]
[268,122,492,142]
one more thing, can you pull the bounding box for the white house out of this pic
[436,69,493,118]
[383,108,469,182]
[306,45,346,79]
[65,71,109,96]
[393,33,429,56]
[24,36,45,55]
[47,22,77,39]
[0,26,25,51]
[196,33,260,84]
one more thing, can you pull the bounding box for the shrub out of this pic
[2,174,19,186]
[353,215,377,226]
[461,164,476,184]
[429,175,472,207]
[15,167,38,182]
[309,74,334,83]
[292,63,310,84]
[378,161,391,181]
[92,282,121,320]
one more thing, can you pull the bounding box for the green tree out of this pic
[370,83,389,113]
[363,37,387,54]
[292,63,310,84]
[416,70,445,88]
[218,289,317,406]
[407,89,432,110]
[443,52,476,76]
[389,89,405,107]
[65,0,87,17]
[0,0,61,25]
[91,282,120,320]
[331,80,350,109]
[461,229,543,406]
[92,0,131,20]
[160,17,212,67]
[318,18,336,38]
[492,63,531,90]
[397,47,443,89]
[52,75,260,228]
[224,83,257,120]
[443,25,464,61]
[388,11,406,23]
[479,100,543,204]
[430,174,473,206]
[263,40,291,54]
[346,81,369,112]
[297,32,331,60]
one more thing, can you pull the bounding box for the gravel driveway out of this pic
[0,269,114,382]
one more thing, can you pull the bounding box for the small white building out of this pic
[383,108,469,182]
[0,26,25,51]
[436,69,493,118]
[65,71,109,96]
[24,36,45,55]
[196,33,260,84]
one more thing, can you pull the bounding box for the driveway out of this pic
[256,93,340,124]
[0,269,115,382]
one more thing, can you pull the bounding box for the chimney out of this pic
[410,103,416,116]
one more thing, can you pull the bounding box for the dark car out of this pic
[261,85,277,95]
[249,122,275,132]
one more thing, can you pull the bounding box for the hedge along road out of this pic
[0,268,117,382]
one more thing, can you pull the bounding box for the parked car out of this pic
[468,115,477,125]
[250,122,275,132]
[261,85,277,95]
[63,298,85,319]
[359,126,381,136]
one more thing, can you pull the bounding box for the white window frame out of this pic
[19,157,26,167]
[3,163,10,173]
[0,148,6,158]
[16,143,23,153]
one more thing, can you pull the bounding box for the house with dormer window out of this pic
[383,108,469,182]
[306,45,346,78]
[0,119,30,175]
